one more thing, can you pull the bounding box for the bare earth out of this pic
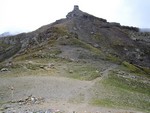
[0,74,143,113]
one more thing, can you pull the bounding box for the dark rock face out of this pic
[0,44,21,62]
[0,6,149,68]
[65,6,150,67]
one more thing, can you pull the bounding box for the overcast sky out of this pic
[0,0,150,34]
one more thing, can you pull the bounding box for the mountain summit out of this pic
[66,5,87,18]
[0,5,150,72]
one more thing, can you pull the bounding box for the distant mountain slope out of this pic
[0,32,11,37]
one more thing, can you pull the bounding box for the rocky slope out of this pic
[0,5,150,71]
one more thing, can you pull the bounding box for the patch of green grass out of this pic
[71,38,102,55]
[122,61,145,74]
[24,63,41,70]
[141,67,150,75]
[92,96,150,112]
[103,73,150,95]
[0,57,69,77]
[31,50,61,59]
[52,26,69,36]
[14,46,61,61]
[67,65,101,81]
[91,98,114,107]
[1,65,57,77]
[106,54,121,63]
[92,71,150,112]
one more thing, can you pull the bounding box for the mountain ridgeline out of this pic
[0,5,150,73]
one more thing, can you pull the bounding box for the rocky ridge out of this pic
[0,5,150,72]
